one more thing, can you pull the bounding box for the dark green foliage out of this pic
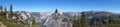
[0,6,6,15]
[108,14,112,24]
[0,5,6,15]
[0,5,3,12]
[10,4,13,16]
[72,14,81,27]
[32,17,36,25]
[72,19,81,27]
[72,12,90,27]
[80,12,89,27]
[9,4,13,18]
[0,12,6,15]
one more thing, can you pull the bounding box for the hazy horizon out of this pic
[0,0,120,13]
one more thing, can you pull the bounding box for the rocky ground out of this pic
[0,21,6,27]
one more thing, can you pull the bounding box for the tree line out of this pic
[72,12,120,27]
[0,4,13,15]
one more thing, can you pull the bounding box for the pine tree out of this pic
[72,14,81,27]
[108,14,113,27]
[108,14,112,24]
[4,7,7,13]
[9,4,13,18]
[0,5,3,13]
[80,12,89,27]
[10,4,13,15]
[32,17,36,25]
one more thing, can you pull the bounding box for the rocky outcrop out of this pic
[11,11,33,25]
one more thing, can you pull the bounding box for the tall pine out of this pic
[0,5,3,13]
[4,7,7,13]
[32,17,36,25]
[108,14,112,24]
[72,14,81,27]
[9,4,13,17]
[80,12,89,27]
[10,4,13,15]
[108,14,112,27]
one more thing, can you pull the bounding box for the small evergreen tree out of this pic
[80,12,89,27]
[108,14,112,24]
[10,4,13,15]
[9,4,13,18]
[72,14,81,27]
[32,17,36,25]
[108,14,113,27]
[4,7,7,13]
[0,5,3,12]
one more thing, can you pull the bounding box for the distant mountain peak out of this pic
[54,8,63,15]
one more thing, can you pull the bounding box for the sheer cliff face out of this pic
[44,9,72,27]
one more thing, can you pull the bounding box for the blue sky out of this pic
[0,0,120,13]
